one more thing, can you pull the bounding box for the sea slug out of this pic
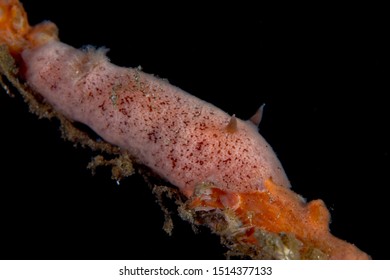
[0,0,369,259]
[21,41,291,198]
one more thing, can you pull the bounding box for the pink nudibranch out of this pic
[23,41,291,198]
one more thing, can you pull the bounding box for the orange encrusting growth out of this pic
[0,0,57,58]
[189,179,370,259]
[0,0,29,54]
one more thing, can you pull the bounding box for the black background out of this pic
[0,1,388,259]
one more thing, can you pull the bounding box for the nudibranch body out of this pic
[22,41,290,198]
[0,0,369,259]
